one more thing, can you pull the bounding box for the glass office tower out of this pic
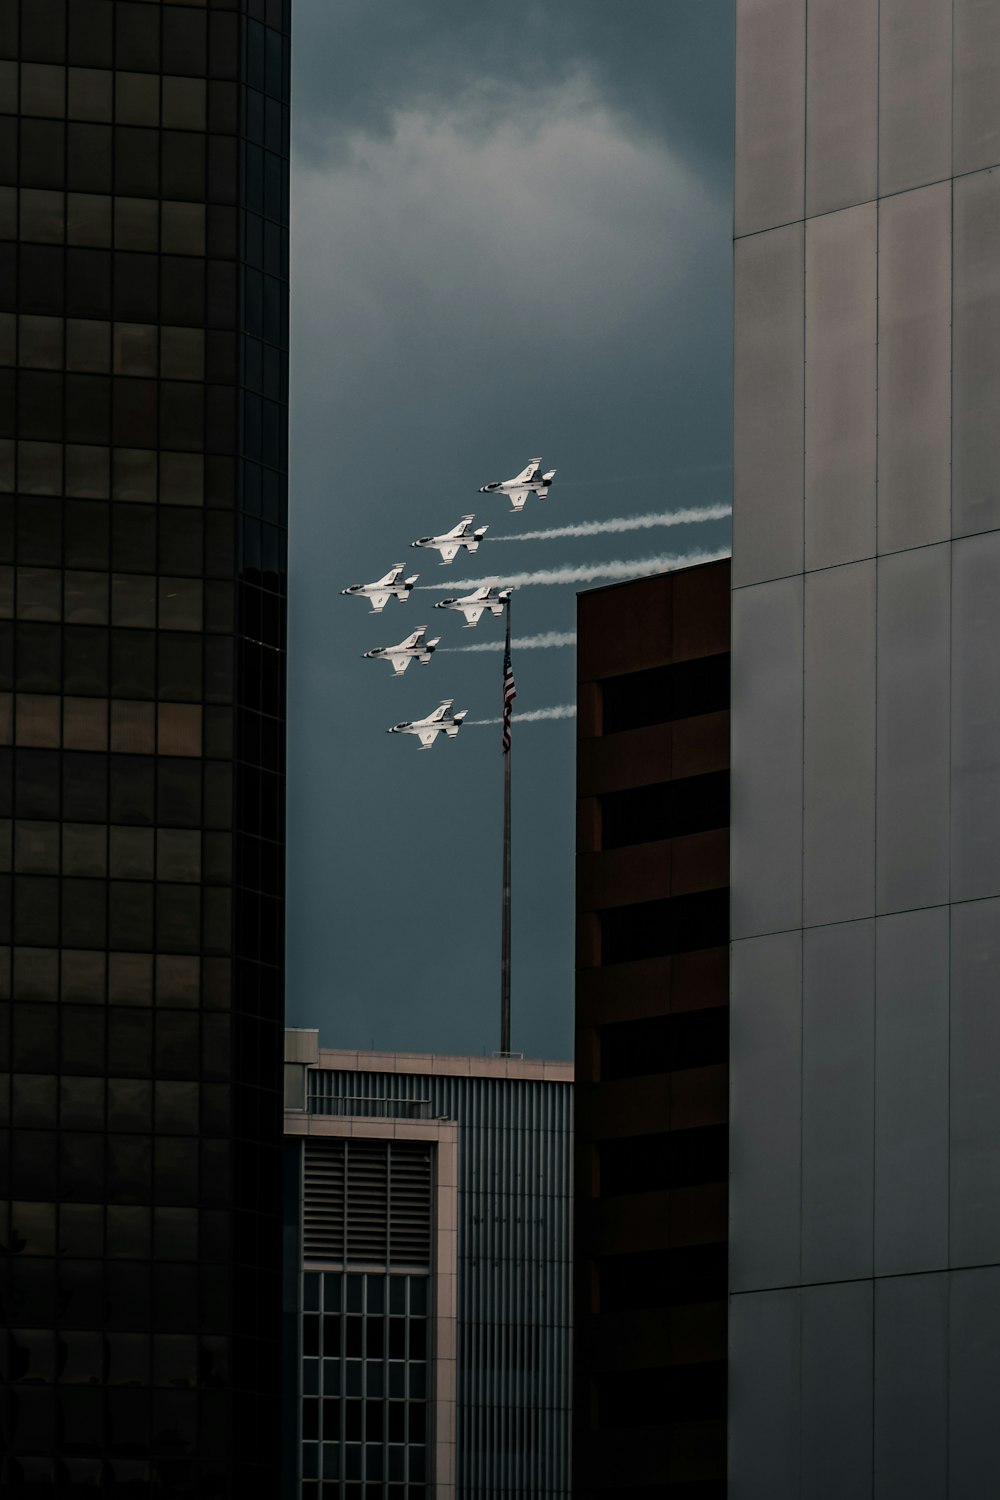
[0,1,290,1494]
[731,2,1000,1494]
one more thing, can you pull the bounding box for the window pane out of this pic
[15,694,61,748]
[15,820,60,873]
[110,701,155,754]
[64,571,109,625]
[17,568,61,621]
[163,78,206,132]
[113,449,156,503]
[62,949,106,1003]
[66,193,111,249]
[17,441,62,495]
[68,68,113,124]
[63,697,108,752]
[157,704,201,757]
[65,444,110,499]
[19,315,63,370]
[156,954,199,1005]
[62,823,107,877]
[111,575,156,628]
[115,74,160,128]
[161,201,205,256]
[20,188,65,245]
[110,826,154,879]
[158,579,202,632]
[66,319,111,375]
[160,327,203,381]
[160,452,203,507]
[0,311,13,366]
[114,197,158,253]
[108,951,153,1006]
[113,323,157,377]
[21,65,66,120]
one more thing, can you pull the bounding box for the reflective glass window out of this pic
[67,68,113,124]
[63,626,108,696]
[0,310,13,364]
[17,441,62,495]
[163,77,206,132]
[20,188,65,244]
[109,826,154,880]
[14,819,60,873]
[116,73,160,128]
[17,568,61,621]
[161,201,205,256]
[114,196,158,252]
[62,823,107,877]
[110,701,155,755]
[113,448,156,503]
[63,696,108,752]
[156,953,199,1006]
[111,575,156,629]
[159,578,202,631]
[114,323,157,377]
[160,326,204,380]
[64,499,110,569]
[160,452,203,507]
[16,693,61,747]
[67,123,113,196]
[19,314,63,369]
[111,630,155,698]
[61,949,106,1003]
[64,571,109,625]
[65,444,110,500]
[66,319,111,374]
[66,193,111,249]
[108,951,153,1007]
[21,65,66,119]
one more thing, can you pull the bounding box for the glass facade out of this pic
[0,1,290,1494]
[300,1270,430,1500]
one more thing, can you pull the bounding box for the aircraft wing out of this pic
[506,488,531,512]
[369,593,390,612]
[428,701,452,721]
[376,565,403,586]
[417,729,438,749]
[439,544,459,562]
[388,656,411,676]
[401,630,422,647]
[511,458,541,484]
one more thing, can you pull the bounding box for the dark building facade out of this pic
[573,561,730,1497]
[0,2,290,1495]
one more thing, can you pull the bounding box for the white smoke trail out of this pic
[487,503,731,542]
[419,548,730,592]
[469,704,577,726]
[442,630,576,654]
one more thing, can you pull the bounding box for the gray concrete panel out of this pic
[878,0,952,196]
[874,908,950,1276]
[953,168,1000,537]
[733,223,804,588]
[805,0,878,217]
[801,1280,874,1500]
[949,1266,1000,1498]
[951,532,1000,902]
[876,545,951,913]
[730,932,802,1293]
[735,0,805,236]
[801,920,874,1284]
[804,203,877,569]
[731,576,803,939]
[950,897,1000,1265]
[728,1288,800,1500]
[876,183,952,554]
[954,0,1000,176]
[874,1274,948,1500]
[803,561,876,926]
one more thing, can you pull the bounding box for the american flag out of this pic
[502,637,517,754]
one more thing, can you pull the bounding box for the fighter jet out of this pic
[363,627,441,678]
[478,457,557,512]
[411,515,489,565]
[340,564,418,614]
[434,585,511,628]
[387,698,468,750]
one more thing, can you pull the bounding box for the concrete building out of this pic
[283,1033,573,1500]
[0,2,291,1493]
[731,3,1000,1494]
[573,562,731,1497]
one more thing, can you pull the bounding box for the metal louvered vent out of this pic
[390,1143,433,1267]
[303,1138,432,1269]
[303,1139,345,1262]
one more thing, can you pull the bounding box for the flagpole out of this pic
[500,594,512,1055]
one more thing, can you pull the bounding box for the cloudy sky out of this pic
[286,1,734,1060]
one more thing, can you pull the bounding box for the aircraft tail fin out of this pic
[542,468,556,484]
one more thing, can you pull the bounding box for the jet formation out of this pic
[411,515,488,565]
[434,585,512,628]
[340,456,556,745]
[479,457,557,513]
[386,699,468,750]
[363,627,441,678]
[340,564,418,614]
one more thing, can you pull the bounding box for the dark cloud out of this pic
[292,0,734,174]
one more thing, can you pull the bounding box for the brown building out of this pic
[573,560,730,1498]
